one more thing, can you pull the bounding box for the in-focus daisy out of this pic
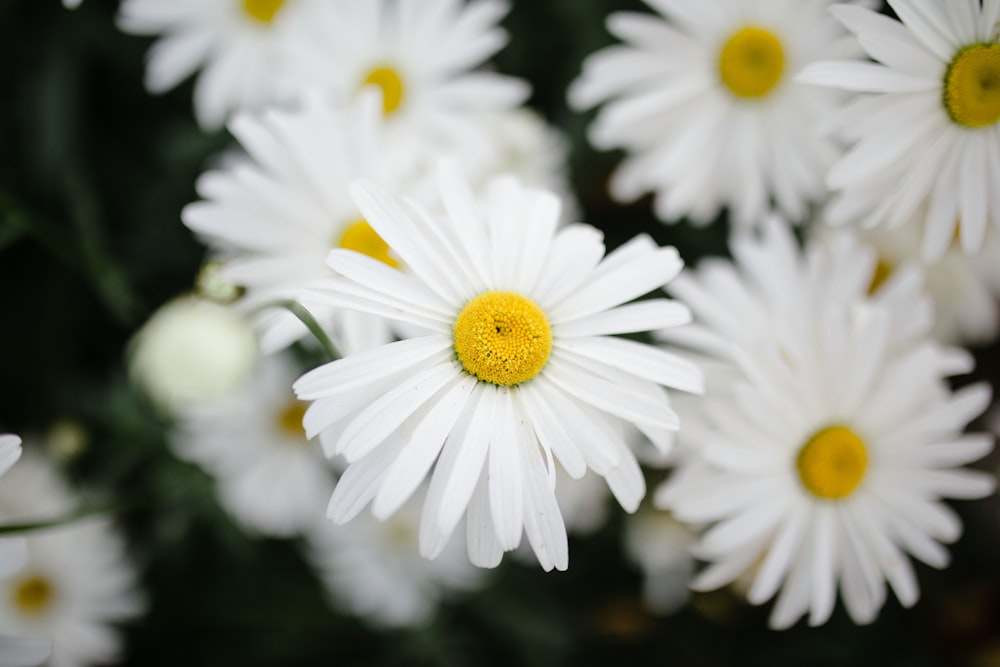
[800,0,1000,259]
[0,453,144,667]
[294,164,702,571]
[657,221,995,628]
[183,93,403,355]
[291,0,530,182]
[170,353,334,538]
[117,0,323,129]
[568,0,859,227]
[305,490,485,628]
[128,294,258,411]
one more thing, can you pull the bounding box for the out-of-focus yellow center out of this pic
[867,258,894,294]
[718,26,785,99]
[944,43,1000,128]
[12,575,54,616]
[796,425,868,500]
[453,291,552,386]
[337,218,399,268]
[277,400,308,439]
[361,65,405,115]
[242,0,285,24]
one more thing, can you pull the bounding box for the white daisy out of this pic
[623,508,697,615]
[128,294,259,411]
[799,0,1000,259]
[117,0,322,129]
[656,222,996,629]
[858,221,1000,346]
[0,453,144,667]
[567,0,858,227]
[305,490,485,628]
[290,0,530,182]
[0,435,26,581]
[170,353,334,538]
[293,163,702,571]
[183,92,406,356]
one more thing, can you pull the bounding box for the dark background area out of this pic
[1,1,999,665]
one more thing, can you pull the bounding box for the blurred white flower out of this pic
[569,0,858,227]
[624,508,697,615]
[0,453,143,667]
[62,0,82,8]
[800,0,1000,259]
[861,223,1000,347]
[170,353,334,538]
[290,0,530,182]
[128,295,258,411]
[294,164,700,571]
[183,93,400,355]
[472,108,580,223]
[117,0,323,129]
[657,220,995,629]
[305,491,485,628]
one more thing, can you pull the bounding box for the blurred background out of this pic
[2,1,1000,665]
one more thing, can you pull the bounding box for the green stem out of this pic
[267,299,340,362]
[0,502,119,535]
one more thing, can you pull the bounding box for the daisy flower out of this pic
[170,353,334,538]
[799,0,1000,259]
[0,453,144,667]
[567,0,859,227]
[117,0,322,129]
[656,221,996,629]
[293,164,702,571]
[305,490,485,628]
[182,93,401,355]
[291,0,530,182]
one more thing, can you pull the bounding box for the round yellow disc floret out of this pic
[242,0,285,24]
[944,43,1000,128]
[453,291,552,386]
[12,575,54,616]
[337,218,399,268]
[362,65,406,115]
[277,401,307,439]
[796,425,868,500]
[718,26,786,99]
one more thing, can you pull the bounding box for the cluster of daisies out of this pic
[6,0,1000,662]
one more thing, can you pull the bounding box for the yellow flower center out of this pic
[241,0,285,24]
[718,26,786,99]
[867,258,894,295]
[944,43,1000,128]
[361,65,406,115]
[276,400,308,439]
[796,425,868,500]
[453,291,552,386]
[12,575,54,616]
[337,218,399,268]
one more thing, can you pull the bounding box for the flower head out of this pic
[294,164,701,571]
[569,0,858,227]
[800,0,1000,259]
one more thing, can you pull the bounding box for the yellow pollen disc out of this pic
[362,65,405,115]
[241,0,285,24]
[718,26,786,99]
[944,43,1000,128]
[796,425,868,500]
[12,575,54,616]
[277,400,307,439]
[337,218,399,268]
[453,291,552,387]
[867,258,893,295]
